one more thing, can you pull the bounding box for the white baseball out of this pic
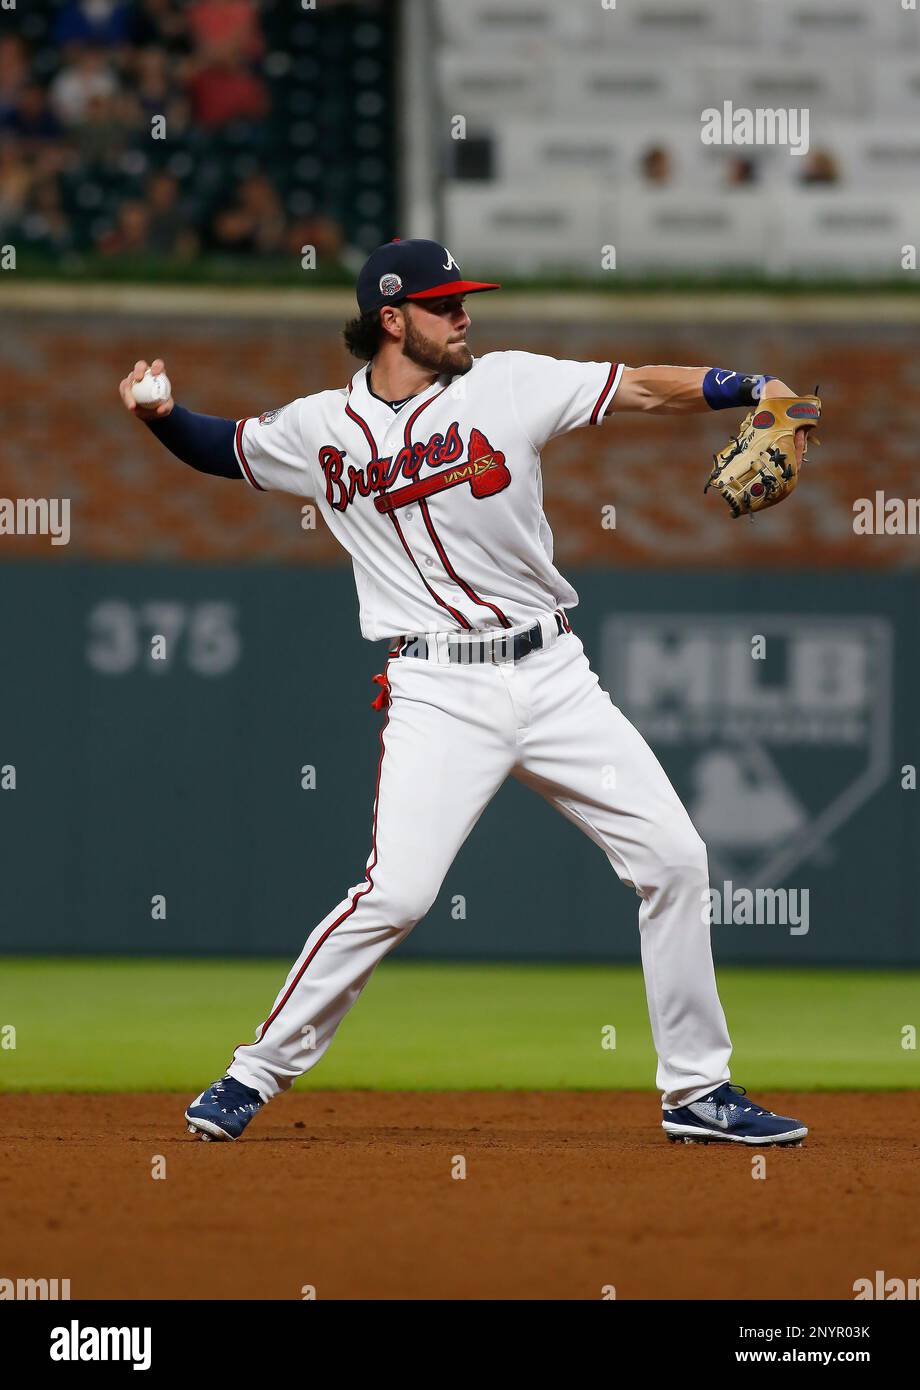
[131,369,171,406]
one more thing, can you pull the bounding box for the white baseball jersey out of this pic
[220,348,735,1117]
[232,351,623,641]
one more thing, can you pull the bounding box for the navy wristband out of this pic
[144,403,241,479]
[702,370,775,411]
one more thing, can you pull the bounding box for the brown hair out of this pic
[342,308,386,361]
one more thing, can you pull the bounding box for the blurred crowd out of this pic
[639,144,841,188]
[0,0,348,263]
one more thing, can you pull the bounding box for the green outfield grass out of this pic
[0,958,917,1093]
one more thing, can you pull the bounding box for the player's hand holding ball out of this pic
[119,359,174,420]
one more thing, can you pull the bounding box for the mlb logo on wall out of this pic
[600,615,893,886]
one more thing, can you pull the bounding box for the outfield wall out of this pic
[1,295,918,964]
[2,565,915,965]
[1,295,919,572]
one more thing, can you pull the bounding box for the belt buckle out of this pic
[490,632,512,665]
[509,623,540,665]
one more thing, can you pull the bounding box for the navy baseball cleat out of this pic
[662,1083,807,1146]
[185,1075,264,1142]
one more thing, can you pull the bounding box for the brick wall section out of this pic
[1,311,916,568]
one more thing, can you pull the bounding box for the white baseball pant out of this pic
[227,616,732,1107]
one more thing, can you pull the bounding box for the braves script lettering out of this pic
[321,421,464,512]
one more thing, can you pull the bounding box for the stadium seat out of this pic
[443,180,607,275]
[772,120,920,192]
[760,0,914,54]
[871,57,920,118]
[694,57,870,118]
[778,190,920,275]
[438,52,554,119]
[610,190,772,274]
[587,0,761,50]
[435,0,594,48]
[551,55,700,120]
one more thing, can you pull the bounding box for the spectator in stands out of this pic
[54,0,134,49]
[0,35,29,125]
[73,88,134,165]
[798,148,840,186]
[185,0,266,128]
[3,84,64,146]
[187,55,267,128]
[725,156,758,186]
[97,198,151,255]
[129,0,189,54]
[0,135,32,232]
[284,213,345,264]
[212,172,285,255]
[0,0,387,269]
[132,44,189,135]
[186,0,263,63]
[49,46,119,127]
[640,145,673,184]
[19,178,74,254]
[146,170,198,258]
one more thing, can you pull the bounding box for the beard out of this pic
[402,310,473,376]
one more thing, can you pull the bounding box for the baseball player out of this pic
[119,238,817,1146]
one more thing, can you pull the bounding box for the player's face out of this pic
[402,295,473,375]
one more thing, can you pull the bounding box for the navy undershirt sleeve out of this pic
[143,404,242,479]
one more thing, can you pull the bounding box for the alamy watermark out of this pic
[853,493,920,535]
[0,1276,71,1299]
[701,101,810,157]
[0,497,70,546]
[704,882,810,936]
[50,1320,151,1370]
[853,1270,920,1300]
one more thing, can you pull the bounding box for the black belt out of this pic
[397,612,567,665]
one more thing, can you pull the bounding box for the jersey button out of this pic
[405,509,414,519]
[424,557,434,567]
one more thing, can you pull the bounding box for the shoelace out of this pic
[209,1078,259,1115]
[708,1084,769,1117]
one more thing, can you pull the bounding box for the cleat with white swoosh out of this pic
[185,1075,265,1142]
[662,1083,807,1146]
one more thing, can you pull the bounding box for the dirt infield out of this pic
[3,1091,918,1301]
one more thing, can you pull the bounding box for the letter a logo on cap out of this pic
[442,248,459,271]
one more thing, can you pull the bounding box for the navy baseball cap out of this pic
[356,238,500,313]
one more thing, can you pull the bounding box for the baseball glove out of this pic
[705,393,821,517]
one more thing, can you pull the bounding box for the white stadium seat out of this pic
[489,118,773,191]
[490,119,628,185]
[435,0,594,48]
[871,57,920,118]
[609,190,772,273]
[778,191,920,275]
[553,55,699,119]
[438,52,554,119]
[852,124,920,190]
[433,0,919,277]
[443,181,608,275]
[769,120,920,192]
[587,0,762,50]
[760,0,915,54]
[694,58,870,119]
